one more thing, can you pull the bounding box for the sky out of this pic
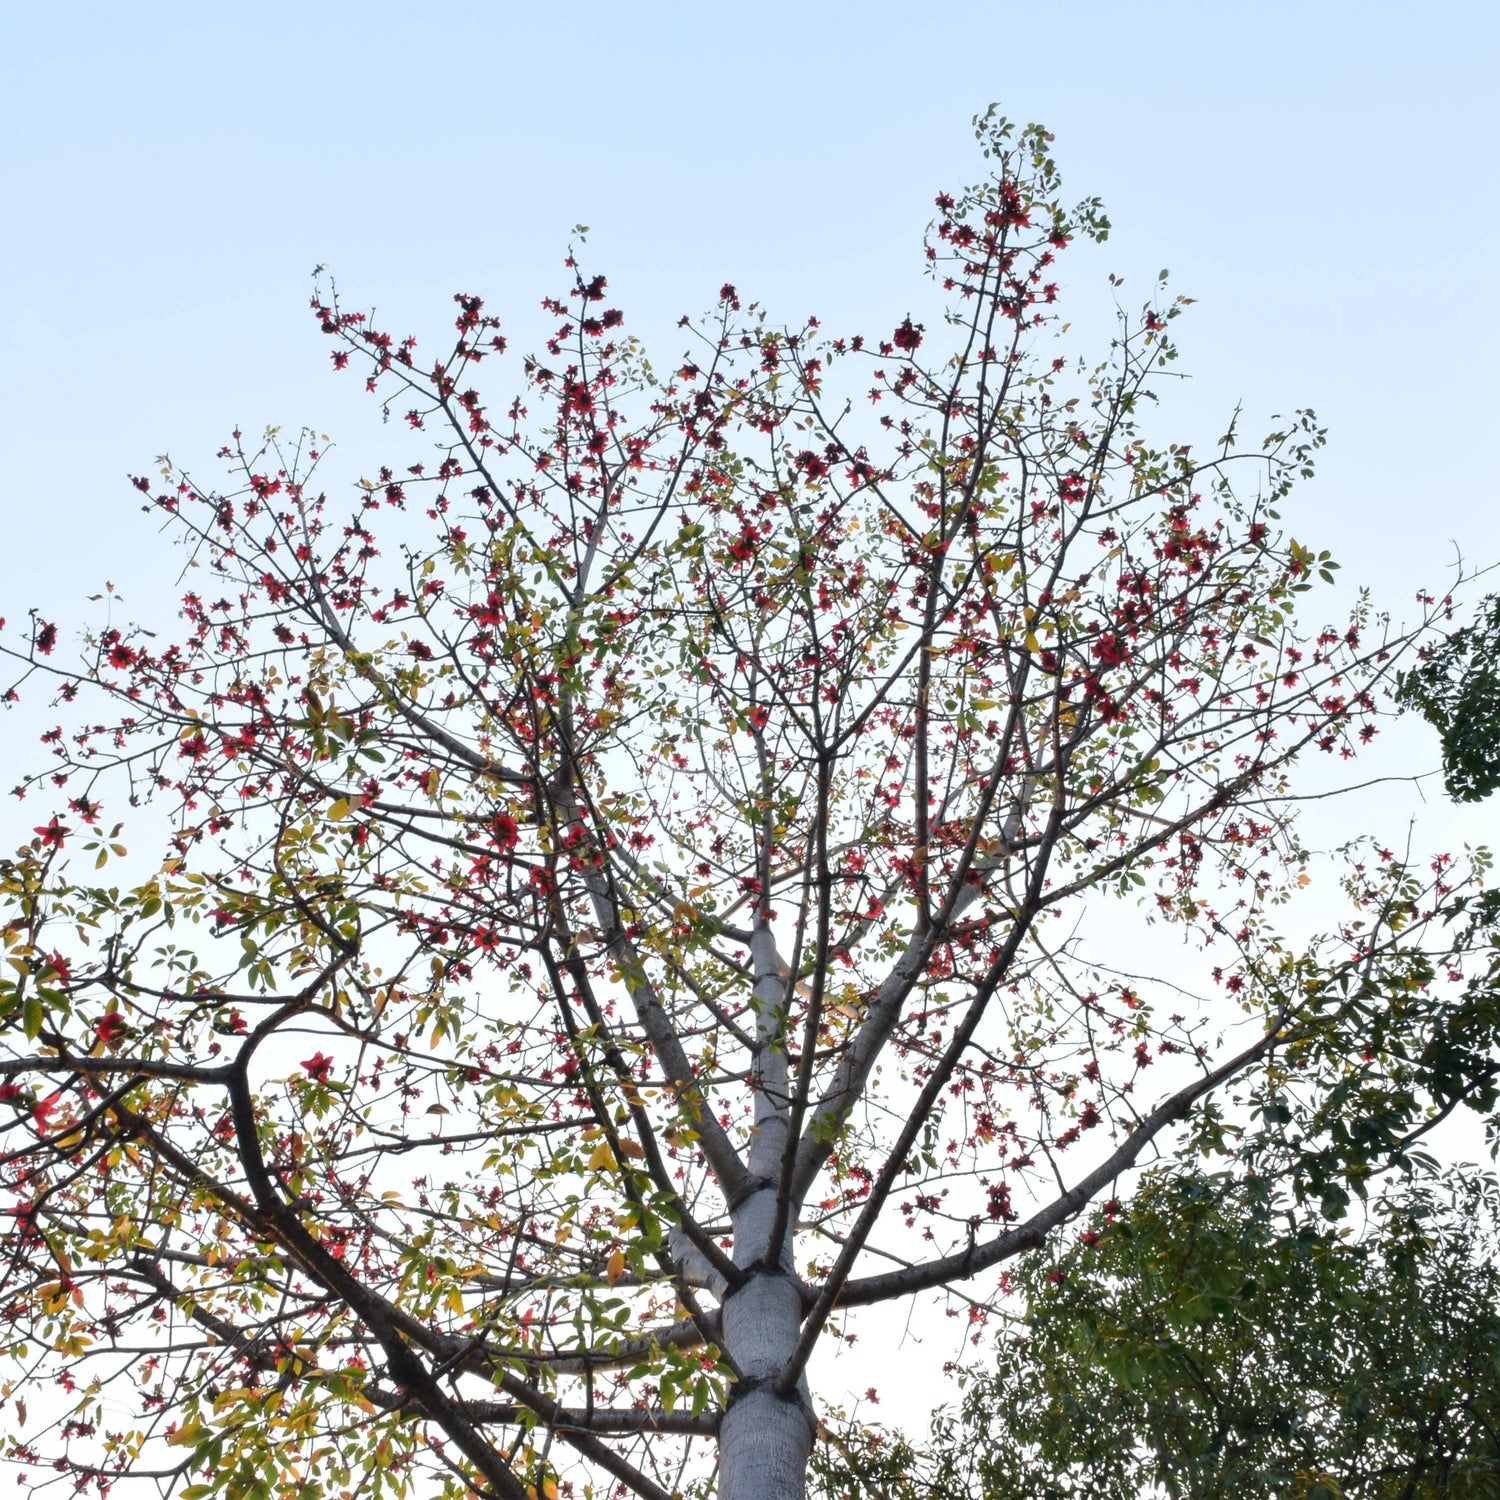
[2,0,1498,1435]
[3,0,1497,623]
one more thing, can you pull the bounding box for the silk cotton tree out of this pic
[0,115,1485,1500]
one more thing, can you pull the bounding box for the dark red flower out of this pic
[68,797,101,825]
[1094,633,1129,667]
[302,1052,335,1083]
[892,317,923,352]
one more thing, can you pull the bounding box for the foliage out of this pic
[1398,593,1500,802]
[0,112,1491,1500]
[815,1167,1500,1500]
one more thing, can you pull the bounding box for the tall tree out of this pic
[1,114,1488,1500]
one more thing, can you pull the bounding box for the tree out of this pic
[1398,592,1500,803]
[812,1168,1500,1500]
[0,113,1491,1500]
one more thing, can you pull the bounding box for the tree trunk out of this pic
[717,1185,815,1500]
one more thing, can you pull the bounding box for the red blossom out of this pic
[94,1012,129,1047]
[33,817,69,848]
[302,1052,335,1083]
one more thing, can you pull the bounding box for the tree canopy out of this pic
[1398,593,1500,803]
[1,113,1493,1500]
[814,1167,1500,1500]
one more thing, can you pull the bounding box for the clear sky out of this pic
[2,0,1497,1430]
[4,0,1496,617]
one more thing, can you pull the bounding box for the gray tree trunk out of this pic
[717,1187,815,1500]
[717,930,816,1500]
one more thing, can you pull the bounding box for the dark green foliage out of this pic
[1398,594,1500,802]
[814,1171,1500,1500]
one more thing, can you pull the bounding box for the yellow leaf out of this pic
[327,798,351,822]
[606,1249,626,1286]
[587,1142,616,1173]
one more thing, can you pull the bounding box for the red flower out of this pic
[489,811,519,850]
[892,317,923,352]
[44,952,71,983]
[302,1052,335,1083]
[34,621,57,655]
[33,817,69,848]
[68,796,102,825]
[0,1083,25,1104]
[33,1091,64,1131]
[94,1012,129,1047]
[1094,633,1129,667]
[107,643,135,669]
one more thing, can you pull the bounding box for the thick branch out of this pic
[835,1022,1290,1307]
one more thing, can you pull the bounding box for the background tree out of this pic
[1398,592,1500,803]
[0,114,1489,1500]
[813,1167,1500,1500]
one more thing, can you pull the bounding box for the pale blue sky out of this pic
[4,0,1496,618]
